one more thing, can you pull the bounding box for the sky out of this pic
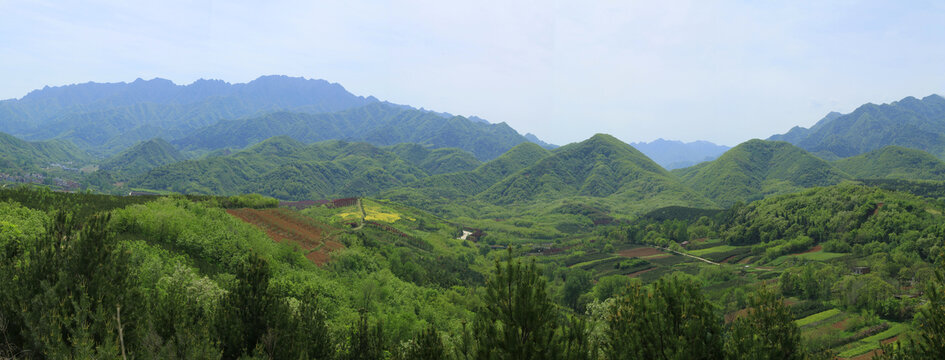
[2,0,945,146]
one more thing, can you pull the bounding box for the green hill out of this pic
[769,95,945,159]
[99,138,187,176]
[380,142,551,207]
[0,132,89,172]
[833,146,945,181]
[673,139,848,207]
[130,137,437,199]
[384,143,481,175]
[477,134,715,212]
[172,103,532,161]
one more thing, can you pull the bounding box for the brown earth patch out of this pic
[738,256,755,264]
[848,350,881,360]
[831,319,848,330]
[626,267,657,278]
[881,336,899,345]
[721,255,738,263]
[618,247,666,258]
[794,244,823,255]
[227,208,341,266]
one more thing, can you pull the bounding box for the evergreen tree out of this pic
[725,287,805,360]
[473,249,559,360]
[604,275,724,360]
[216,254,274,359]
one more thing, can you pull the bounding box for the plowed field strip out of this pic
[227,208,343,266]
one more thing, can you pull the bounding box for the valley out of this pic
[1,78,944,359]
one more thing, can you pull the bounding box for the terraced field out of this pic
[227,208,343,265]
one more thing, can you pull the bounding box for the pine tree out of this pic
[473,248,559,360]
[725,287,805,360]
[605,275,724,360]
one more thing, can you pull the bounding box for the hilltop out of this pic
[99,138,187,176]
[673,139,848,207]
[477,134,716,212]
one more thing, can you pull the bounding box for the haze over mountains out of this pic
[2,75,945,217]
[630,139,730,169]
[0,76,551,159]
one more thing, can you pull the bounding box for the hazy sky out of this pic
[2,0,945,146]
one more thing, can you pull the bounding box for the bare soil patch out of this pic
[795,244,823,255]
[618,247,667,258]
[227,208,341,266]
[626,267,657,278]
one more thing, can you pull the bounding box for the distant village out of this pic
[0,163,83,191]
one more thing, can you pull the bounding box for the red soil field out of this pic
[795,244,823,255]
[227,208,342,266]
[831,319,848,330]
[617,247,666,258]
[626,267,656,278]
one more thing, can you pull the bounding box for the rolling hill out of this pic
[477,134,716,212]
[833,146,945,181]
[99,138,187,176]
[171,102,534,161]
[380,142,551,206]
[0,132,89,172]
[769,95,945,159]
[672,139,849,207]
[130,136,471,200]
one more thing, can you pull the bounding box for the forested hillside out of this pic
[99,138,187,177]
[769,95,945,159]
[833,146,945,181]
[2,182,943,359]
[0,131,89,172]
[471,134,716,216]
[171,102,532,161]
[673,139,848,207]
[131,137,443,199]
[380,142,550,208]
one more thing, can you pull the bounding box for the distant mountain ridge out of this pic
[630,139,730,169]
[768,95,945,159]
[0,75,556,160]
[0,75,379,155]
[171,102,534,161]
